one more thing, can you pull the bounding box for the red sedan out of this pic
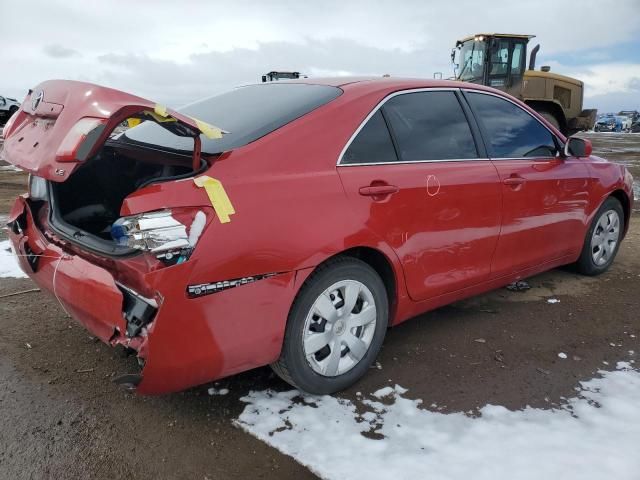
[2,78,633,395]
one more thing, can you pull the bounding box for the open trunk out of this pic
[47,138,209,255]
[1,80,223,256]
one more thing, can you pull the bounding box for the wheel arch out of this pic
[609,189,631,238]
[525,100,567,135]
[295,246,402,325]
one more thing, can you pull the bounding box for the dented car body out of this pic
[2,78,634,395]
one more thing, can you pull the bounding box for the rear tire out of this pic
[271,257,388,394]
[574,197,624,275]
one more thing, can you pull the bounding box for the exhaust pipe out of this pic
[529,44,540,70]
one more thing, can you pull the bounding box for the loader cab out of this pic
[453,34,533,98]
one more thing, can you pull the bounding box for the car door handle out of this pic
[358,185,399,196]
[503,177,526,186]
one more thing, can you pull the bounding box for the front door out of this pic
[464,91,590,276]
[338,90,502,301]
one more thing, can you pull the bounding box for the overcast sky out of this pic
[1,0,639,112]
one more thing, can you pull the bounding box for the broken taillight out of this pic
[111,209,207,263]
[55,117,107,162]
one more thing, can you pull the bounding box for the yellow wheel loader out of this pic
[452,34,597,134]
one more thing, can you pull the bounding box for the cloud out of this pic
[92,39,439,106]
[0,0,638,112]
[42,44,80,58]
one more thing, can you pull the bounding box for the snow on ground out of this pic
[237,362,640,480]
[0,240,27,278]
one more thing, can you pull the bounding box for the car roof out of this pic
[286,76,506,96]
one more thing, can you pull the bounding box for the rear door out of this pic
[0,80,223,181]
[338,89,502,301]
[464,90,590,276]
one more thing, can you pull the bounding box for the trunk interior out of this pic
[49,139,199,244]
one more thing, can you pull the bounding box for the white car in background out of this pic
[617,115,633,132]
[0,95,20,123]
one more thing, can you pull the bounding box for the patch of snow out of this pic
[371,386,394,398]
[237,365,640,480]
[0,240,27,278]
[547,298,560,304]
[558,352,568,359]
[0,164,22,172]
[207,387,229,396]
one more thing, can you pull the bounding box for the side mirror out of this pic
[564,136,592,158]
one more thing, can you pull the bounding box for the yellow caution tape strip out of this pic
[144,110,177,123]
[193,118,224,139]
[193,176,235,223]
[150,104,227,139]
[154,104,168,117]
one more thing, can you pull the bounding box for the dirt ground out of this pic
[0,133,638,479]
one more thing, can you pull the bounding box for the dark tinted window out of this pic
[122,83,342,154]
[382,91,478,161]
[467,92,558,158]
[342,110,397,164]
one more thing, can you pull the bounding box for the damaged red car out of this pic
[2,78,634,395]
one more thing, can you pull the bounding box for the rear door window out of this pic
[382,91,478,161]
[466,92,559,158]
[342,110,398,164]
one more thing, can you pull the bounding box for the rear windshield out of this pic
[121,83,342,154]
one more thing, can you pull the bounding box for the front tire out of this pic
[538,109,561,131]
[574,197,624,275]
[272,257,388,394]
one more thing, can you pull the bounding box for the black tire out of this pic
[271,257,388,394]
[538,109,561,131]
[574,197,624,275]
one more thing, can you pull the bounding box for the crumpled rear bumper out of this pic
[7,196,298,394]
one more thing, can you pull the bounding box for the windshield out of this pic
[457,40,486,82]
[121,83,342,154]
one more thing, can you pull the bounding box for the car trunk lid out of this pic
[0,79,225,181]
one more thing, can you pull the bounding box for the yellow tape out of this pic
[194,118,224,139]
[126,118,142,128]
[193,176,235,223]
[154,104,168,117]
[144,110,177,123]
[146,106,226,139]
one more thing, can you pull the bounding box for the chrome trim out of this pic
[336,87,461,166]
[338,157,491,167]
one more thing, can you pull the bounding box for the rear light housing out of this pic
[111,209,207,263]
[55,117,107,162]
